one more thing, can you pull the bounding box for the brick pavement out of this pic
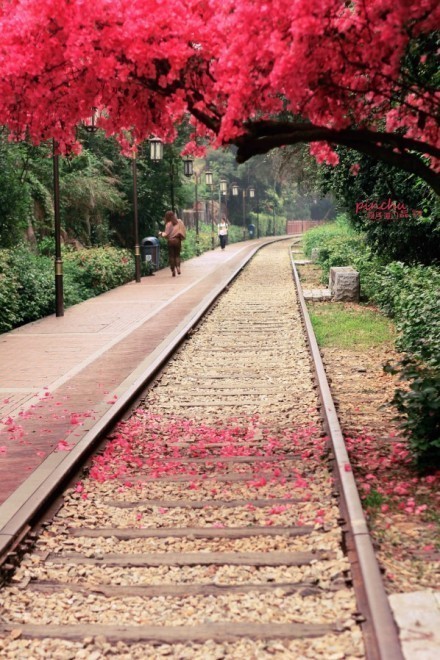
[0,239,274,504]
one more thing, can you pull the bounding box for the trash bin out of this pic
[141,237,160,270]
[248,224,256,239]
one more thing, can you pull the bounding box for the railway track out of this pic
[0,241,402,659]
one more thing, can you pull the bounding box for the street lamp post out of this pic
[219,179,227,223]
[242,189,246,240]
[53,105,101,316]
[180,156,201,237]
[205,170,215,250]
[132,154,141,282]
[219,180,228,238]
[248,187,255,239]
[52,140,63,317]
[169,159,176,212]
[149,137,193,219]
[195,173,200,237]
[85,113,142,283]
[182,157,196,236]
[192,172,201,238]
[255,191,260,238]
[231,183,240,239]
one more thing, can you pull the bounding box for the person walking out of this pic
[217,216,229,250]
[160,211,186,276]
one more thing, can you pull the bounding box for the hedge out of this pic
[303,216,440,470]
[0,245,135,333]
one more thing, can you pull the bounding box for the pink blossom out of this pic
[0,0,435,175]
[56,440,73,451]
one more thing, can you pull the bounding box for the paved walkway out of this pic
[0,238,277,505]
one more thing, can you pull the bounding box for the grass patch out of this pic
[308,302,395,349]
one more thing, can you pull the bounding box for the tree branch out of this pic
[242,121,440,160]
[234,125,440,195]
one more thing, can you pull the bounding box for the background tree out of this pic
[270,145,336,220]
[320,150,440,264]
[60,148,128,246]
[0,125,197,251]
[0,136,32,247]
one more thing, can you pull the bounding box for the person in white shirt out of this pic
[217,216,229,250]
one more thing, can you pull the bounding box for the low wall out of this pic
[286,220,327,234]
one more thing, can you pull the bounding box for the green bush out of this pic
[302,215,384,301]
[303,216,369,282]
[370,263,440,361]
[9,248,54,324]
[303,215,355,255]
[1,226,249,335]
[379,263,440,470]
[302,217,440,470]
[0,245,136,333]
[63,259,95,306]
[0,251,20,333]
[0,247,54,331]
[385,357,440,472]
[64,247,135,296]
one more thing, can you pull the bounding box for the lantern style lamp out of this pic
[232,183,239,196]
[149,137,164,162]
[183,157,194,178]
[83,108,99,133]
[249,187,255,198]
[220,179,228,195]
[205,170,213,187]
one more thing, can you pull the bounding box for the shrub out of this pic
[302,217,440,470]
[303,214,355,249]
[0,251,20,333]
[0,245,137,333]
[0,247,54,331]
[303,215,368,282]
[379,263,440,470]
[371,263,440,362]
[64,246,135,296]
[9,247,54,324]
[385,357,440,472]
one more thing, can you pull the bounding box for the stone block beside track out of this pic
[329,266,360,302]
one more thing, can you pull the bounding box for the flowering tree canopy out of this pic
[0,0,439,191]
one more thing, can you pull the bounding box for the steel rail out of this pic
[290,252,403,660]
[0,236,292,566]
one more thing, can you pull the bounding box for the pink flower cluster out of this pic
[83,412,332,525]
[345,431,440,518]
[0,0,437,168]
